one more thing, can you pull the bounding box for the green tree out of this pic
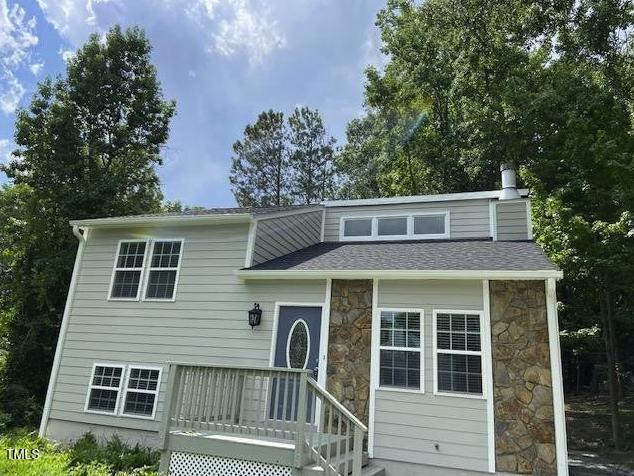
[230,110,289,207]
[230,107,336,207]
[0,25,175,427]
[342,0,634,448]
[288,107,336,204]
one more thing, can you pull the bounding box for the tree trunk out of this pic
[599,289,623,449]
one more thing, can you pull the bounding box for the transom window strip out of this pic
[341,213,448,240]
[436,312,483,395]
[145,240,182,300]
[379,310,422,390]
[123,367,161,417]
[110,241,147,299]
[86,365,124,414]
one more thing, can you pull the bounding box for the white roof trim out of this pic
[235,268,562,280]
[69,205,324,228]
[70,214,252,228]
[322,189,529,208]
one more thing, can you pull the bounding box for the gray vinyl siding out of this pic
[47,223,326,436]
[252,210,323,265]
[496,200,529,240]
[323,200,491,241]
[375,279,489,473]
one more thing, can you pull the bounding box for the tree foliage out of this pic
[0,25,175,427]
[339,0,634,448]
[230,107,336,207]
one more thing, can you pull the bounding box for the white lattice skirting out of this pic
[168,451,293,476]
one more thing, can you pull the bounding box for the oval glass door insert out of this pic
[287,319,310,369]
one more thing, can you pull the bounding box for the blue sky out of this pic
[0,0,385,206]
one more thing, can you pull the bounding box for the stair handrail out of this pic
[306,375,368,433]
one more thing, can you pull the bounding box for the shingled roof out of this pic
[243,239,558,272]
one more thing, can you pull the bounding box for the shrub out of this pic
[69,433,160,473]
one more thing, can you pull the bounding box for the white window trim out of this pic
[339,211,450,241]
[84,362,126,415]
[432,309,487,400]
[119,365,163,420]
[376,307,425,394]
[142,238,184,302]
[108,239,150,301]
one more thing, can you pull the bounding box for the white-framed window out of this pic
[109,240,148,300]
[378,309,424,391]
[340,212,449,241]
[143,239,183,301]
[121,366,162,419]
[433,310,484,398]
[84,363,162,419]
[84,363,125,414]
[343,217,373,237]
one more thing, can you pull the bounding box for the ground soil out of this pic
[566,394,634,473]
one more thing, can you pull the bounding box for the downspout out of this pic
[39,225,89,437]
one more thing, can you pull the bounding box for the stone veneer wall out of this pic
[327,279,373,426]
[489,280,557,475]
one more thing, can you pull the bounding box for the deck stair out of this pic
[158,363,384,476]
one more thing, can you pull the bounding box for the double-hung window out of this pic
[434,311,483,396]
[145,240,183,300]
[85,364,125,414]
[379,309,423,391]
[110,241,147,299]
[109,239,183,301]
[85,364,161,419]
[121,367,161,418]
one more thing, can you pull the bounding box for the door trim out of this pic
[269,296,330,389]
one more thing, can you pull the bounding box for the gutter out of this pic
[39,225,89,437]
[235,269,563,280]
[70,213,252,228]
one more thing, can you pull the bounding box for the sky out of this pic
[0,0,386,207]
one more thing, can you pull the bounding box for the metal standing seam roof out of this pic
[242,239,559,272]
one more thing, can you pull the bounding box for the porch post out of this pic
[547,278,569,475]
[294,371,308,468]
[159,363,179,450]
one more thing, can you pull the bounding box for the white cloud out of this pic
[34,0,118,45]
[36,0,286,67]
[0,73,24,114]
[58,47,75,62]
[0,138,14,165]
[29,61,44,75]
[0,0,39,114]
[208,0,286,65]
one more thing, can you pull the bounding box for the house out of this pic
[39,166,568,476]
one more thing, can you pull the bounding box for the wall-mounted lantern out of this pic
[248,303,262,329]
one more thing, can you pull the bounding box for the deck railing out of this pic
[159,363,367,476]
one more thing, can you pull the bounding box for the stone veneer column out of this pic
[489,281,557,475]
[326,279,373,426]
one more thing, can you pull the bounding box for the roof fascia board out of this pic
[235,268,562,280]
[323,189,529,208]
[253,206,323,221]
[69,213,252,228]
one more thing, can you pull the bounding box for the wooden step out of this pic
[301,463,384,476]
[360,464,385,476]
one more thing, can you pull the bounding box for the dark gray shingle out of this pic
[243,239,558,272]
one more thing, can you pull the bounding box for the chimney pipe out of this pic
[499,163,520,200]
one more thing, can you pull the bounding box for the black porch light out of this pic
[248,303,262,329]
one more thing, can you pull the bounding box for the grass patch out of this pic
[0,430,160,475]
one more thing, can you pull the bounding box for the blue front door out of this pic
[274,306,322,374]
[270,306,322,420]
